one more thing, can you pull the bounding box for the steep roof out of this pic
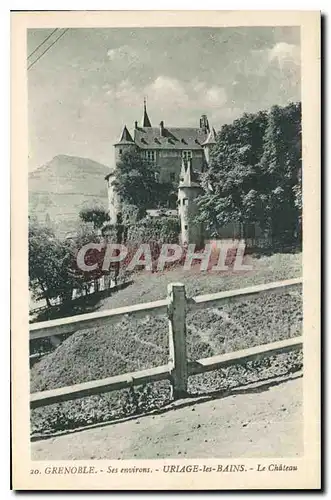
[179,159,202,188]
[142,99,152,127]
[134,126,208,150]
[201,127,217,146]
[114,125,134,146]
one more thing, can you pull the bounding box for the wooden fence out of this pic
[30,278,303,409]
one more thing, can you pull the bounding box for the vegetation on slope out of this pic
[30,252,302,437]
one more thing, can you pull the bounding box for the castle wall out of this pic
[109,129,208,226]
[155,150,204,183]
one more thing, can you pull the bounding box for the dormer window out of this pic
[182,150,192,161]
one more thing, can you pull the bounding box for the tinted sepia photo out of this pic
[11,11,320,490]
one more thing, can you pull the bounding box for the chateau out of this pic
[105,101,217,245]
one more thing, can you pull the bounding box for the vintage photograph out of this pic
[11,10,320,490]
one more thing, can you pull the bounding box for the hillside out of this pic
[30,252,303,437]
[29,155,111,237]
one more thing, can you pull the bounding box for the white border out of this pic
[5,3,326,498]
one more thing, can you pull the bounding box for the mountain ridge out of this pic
[29,155,112,237]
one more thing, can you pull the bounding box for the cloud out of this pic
[268,42,300,68]
[106,79,136,99]
[104,75,227,117]
[107,45,139,63]
[249,42,300,75]
[191,79,227,107]
[191,80,205,93]
[147,76,189,106]
[204,86,227,105]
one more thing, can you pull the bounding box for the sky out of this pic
[27,26,301,171]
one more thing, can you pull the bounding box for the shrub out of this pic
[126,216,180,245]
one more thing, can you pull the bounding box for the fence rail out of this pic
[30,278,303,409]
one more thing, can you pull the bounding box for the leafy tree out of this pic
[259,103,302,241]
[66,223,106,295]
[29,219,75,306]
[195,103,302,244]
[29,218,108,307]
[196,110,268,235]
[112,148,167,216]
[79,206,109,230]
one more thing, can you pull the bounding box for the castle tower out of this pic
[201,127,216,165]
[106,125,135,224]
[114,125,135,163]
[178,158,204,247]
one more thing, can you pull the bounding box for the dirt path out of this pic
[32,375,302,460]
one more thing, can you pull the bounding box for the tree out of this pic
[112,148,164,216]
[259,103,302,242]
[66,223,106,295]
[79,206,109,230]
[195,103,302,244]
[29,219,75,306]
[196,110,269,235]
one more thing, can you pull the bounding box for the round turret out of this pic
[107,125,136,224]
[177,159,204,247]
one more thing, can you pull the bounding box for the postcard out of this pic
[11,10,320,490]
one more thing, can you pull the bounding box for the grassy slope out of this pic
[30,252,302,435]
[98,251,302,309]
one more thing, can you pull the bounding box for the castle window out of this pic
[182,150,192,161]
[143,150,156,162]
[119,149,122,155]
[170,172,176,182]
[183,198,188,205]
[184,225,188,230]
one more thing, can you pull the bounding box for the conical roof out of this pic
[201,127,217,146]
[142,98,152,127]
[114,125,134,146]
[179,159,201,188]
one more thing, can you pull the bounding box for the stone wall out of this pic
[155,150,205,183]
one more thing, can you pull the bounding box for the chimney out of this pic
[135,120,138,129]
[159,120,164,136]
[200,114,210,133]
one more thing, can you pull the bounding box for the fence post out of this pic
[167,282,188,399]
